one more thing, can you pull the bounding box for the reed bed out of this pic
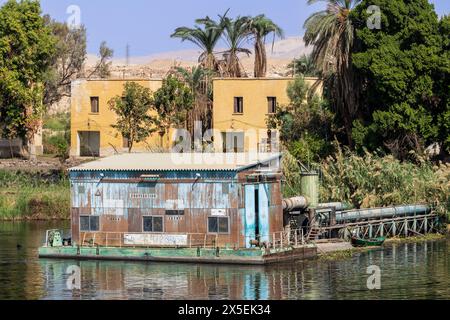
[0,170,70,220]
[282,149,449,218]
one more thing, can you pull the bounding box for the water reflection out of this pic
[0,222,448,300]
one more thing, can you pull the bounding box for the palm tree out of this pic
[288,54,320,77]
[303,0,361,146]
[219,13,252,77]
[171,18,223,72]
[174,66,214,137]
[248,15,284,78]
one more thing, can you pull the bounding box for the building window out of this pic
[80,216,100,232]
[143,216,164,233]
[268,97,277,114]
[165,210,184,216]
[78,131,100,157]
[208,217,229,234]
[234,97,243,114]
[122,136,129,149]
[221,132,244,153]
[90,97,99,113]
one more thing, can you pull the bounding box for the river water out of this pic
[0,221,448,300]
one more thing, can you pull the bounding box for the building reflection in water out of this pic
[38,240,449,300]
[39,260,314,300]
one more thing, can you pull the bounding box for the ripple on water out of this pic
[0,221,448,300]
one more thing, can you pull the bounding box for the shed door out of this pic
[244,184,270,248]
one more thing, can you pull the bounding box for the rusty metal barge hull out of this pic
[38,245,317,265]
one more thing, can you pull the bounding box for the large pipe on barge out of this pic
[335,205,431,223]
[282,197,309,211]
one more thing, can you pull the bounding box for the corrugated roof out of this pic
[69,153,281,172]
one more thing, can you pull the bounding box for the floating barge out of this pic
[39,153,317,265]
[39,245,317,265]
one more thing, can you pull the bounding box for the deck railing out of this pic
[79,232,220,249]
[77,229,308,250]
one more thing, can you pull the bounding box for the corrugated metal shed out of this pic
[69,153,281,172]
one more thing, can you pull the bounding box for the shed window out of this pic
[165,210,184,216]
[234,97,244,114]
[222,183,229,194]
[267,97,277,114]
[143,216,164,233]
[80,216,99,232]
[90,97,99,113]
[208,217,229,234]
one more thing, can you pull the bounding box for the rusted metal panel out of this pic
[269,206,283,235]
[128,208,142,233]
[71,208,80,244]
[164,214,185,233]
[100,215,128,233]
[69,167,284,249]
[270,182,282,206]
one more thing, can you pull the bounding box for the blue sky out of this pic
[2,0,449,57]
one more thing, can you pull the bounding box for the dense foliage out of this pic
[267,76,335,164]
[153,76,194,147]
[0,0,55,140]
[320,147,449,215]
[351,0,450,159]
[304,0,362,146]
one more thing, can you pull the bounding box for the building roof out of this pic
[69,153,281,172]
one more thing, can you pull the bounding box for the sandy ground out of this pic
[0,157,86,171]
[316,241,354,254]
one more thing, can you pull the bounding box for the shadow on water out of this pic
[0,221,448,300]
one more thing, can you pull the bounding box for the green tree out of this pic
[248,14,284,78]
[0,0,56,147]
[108,82,155,153]
[436,15,450,156]
[153,75,194,148]
[304,0,361,146]
[267,76,335,164]
[351,0,449,159]
[88,41,113,79]
[43,16,87,106]
[171,18,223,72]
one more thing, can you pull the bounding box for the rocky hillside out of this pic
[51,37,310,114]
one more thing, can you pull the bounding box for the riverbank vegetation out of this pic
[0,0,113,158]
[386,233,447,243]
[43,112,71,161]
[282,149,449,216]
[280,0,448,221]
[0,170,70,221]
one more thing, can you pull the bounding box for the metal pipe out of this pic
[282,196,309,212]
[317,202,350,211]
[335,205,430,223]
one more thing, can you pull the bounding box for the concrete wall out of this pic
[213,77,323,152]
[70,77,323,157]
[70,79,164,157]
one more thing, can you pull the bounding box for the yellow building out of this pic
[212,77,322,153]
[70,77,322,157]
[70,79,163,157]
